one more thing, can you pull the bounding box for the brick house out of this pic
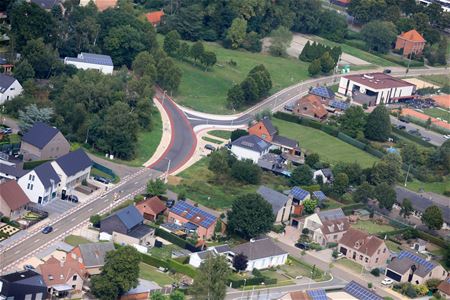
[20,122,70,161]
[168,201,217,240]
[69,242,115,276]
[395,29,426,57]
[0,180,30,219]
[338,228,390,270]
[135,196,167,221]
[293,94,328,120]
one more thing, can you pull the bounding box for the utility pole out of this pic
[404,164,411,187]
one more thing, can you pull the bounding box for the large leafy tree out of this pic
[21,38,60,79]
[191,255,231,300]
[226,18,248,49]
[227,193,275,239]
[371,153,402,186]
[333,173,349,196]
[352,182,374,203]
[91,246,141,299]
[400,198,414,218]
[333,161,363,185]
[339,106,367,138]
[361,21,398,53]
[421,205,443,230]
[19,104,54,132]
[232,253,248,272]
[364,105,391,141]
[156,57,182,93]
[374,182,396,210]
[163,30,181,56]
[147,178,167,196]
[230,160,261,184]
[13,59,35,83]
[290,165,313,186]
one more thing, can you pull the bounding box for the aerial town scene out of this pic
[0,0,449,299]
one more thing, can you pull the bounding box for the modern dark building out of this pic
[0,270,48,300]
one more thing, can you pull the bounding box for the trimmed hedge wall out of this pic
[154,227,199,252]
[416,231,448,248]
[228,276,277,288]
[23,159,51,170]
[140,253,198,278]
[341,203,366,215]
[141,253,169,269]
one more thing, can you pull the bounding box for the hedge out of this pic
[154,227,198,251]
[392,127,435,148]
[364,145,385,158]
[337,132,366,150]
[167,259,198,278]
[23,159,51,170]
[140,253,169,269]
[228,276,277,288]
[341,203,366,215]
[416,231,448,248]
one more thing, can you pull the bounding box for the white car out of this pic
[382,278,394,285]
[444,135,450,140]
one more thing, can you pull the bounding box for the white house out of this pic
[18,162,60,205]
[64,53,114,75]
[51,149,92,197]
[230,135,272,163]
[338,73,415,106]
[189,245,233,268]
[313,168,334,184]
[231,238,288,271]
[0,74,23,104]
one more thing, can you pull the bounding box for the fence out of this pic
[92,162,118,179]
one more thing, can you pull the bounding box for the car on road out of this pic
[284,104,294,112]
[67,195,79,203]
[0,128,12,134]
[382,278,394,285]
[422,137,431,142]
[23,264,35,271]
[204,144,216,151]
[294,242,310,250]
[408,129,420,136]
[93,176,111,184]
[42,226,53,234]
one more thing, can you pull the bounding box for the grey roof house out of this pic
[231,238,288,271]
[257,153,290,177]
[70,242,115,275]
[100,205,155,247]
[257,186,293,223]
[0,270,48,300]
[189,244,233,268]
[30,0,63,10]
[230,135,272,163]
[0,73,23,104]
[20,122,70,161]
[64,53,114,74]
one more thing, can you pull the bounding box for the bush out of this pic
[89,215,102,228]
[252,268,262,277]
[405,283,418,298]
[309,242,323,251]
[332,250,339,258]
[272,224,285,234]
[327,242,338,248]
[23,159,51,170]
[133,195,145,204]
[368,282,373,289]
[370,268,380,277]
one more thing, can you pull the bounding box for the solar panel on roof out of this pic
[313,191,327,201]
[330,100,349,110]
[307,289,327,300]
[344,281,383,300]
[290,186,309,200]
[170,201,217,228]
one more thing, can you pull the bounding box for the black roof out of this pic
[272,135,298,149]
[55,149,92,177]
[0,270,47,298]
[0,73,17,93]
[0,164,27,178]
[261,118,277,136]
[32,161,61,189]
[21,122,61,150]
[231,135,272,153]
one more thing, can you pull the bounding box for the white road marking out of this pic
[34,239,40,243]
[71,217,77,222]
[88,208,93,212]
[14,249,20,254]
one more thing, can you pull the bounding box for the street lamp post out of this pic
[165,158,171,183]
[241,278,247,299]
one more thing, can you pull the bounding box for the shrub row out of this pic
[228,276,277,288]
[154,227,199,252]
[416,230,448,248]
[23,159,51,170]
[140,253,198,278]
[392,127,435,148]
[341,203,366,215]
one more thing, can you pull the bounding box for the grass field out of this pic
[170,156,289,209]
[149,244,181,260]
[158,36,310,114]
[351,220,396,234]
[420,74,450,87]
[405,177,450,195]
[422,107,449,122]
[272,118,379,168]
[202,136,223,144]
[64,235,91,246]
[139,263,174,286]
[335,258,367,274]
[385,240,403,253]
[208,130,232,140]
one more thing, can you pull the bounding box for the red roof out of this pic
[38,255,85,287]
[0,180,30,211]
[136,196,166,217]
[145,11,164,25]
[399,29,426,43]
[95,0,117,11]
[296,94,328,118]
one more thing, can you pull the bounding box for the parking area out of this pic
[36,199,79,218]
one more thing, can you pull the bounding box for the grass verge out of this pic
[202,136,223,144]
[422,108,449,122]
[208,130,231,140]
[272,118,379,168]
[419,74,450,87]
[405,177,450,195]
[64,235,91,247]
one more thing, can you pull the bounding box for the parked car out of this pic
[397,125,406,130]
[67,195,79,203]
[383,69,392,74]
[422,137,431,142]
[399,117,410,123]
[93,176,111,184]
[23,264,35,271]
[294,242,310,250]
[42,226,53,234]
[444,134,450,139]
[1,128,12,134]
[204,144,216,151]
[284,104,294,112]
[382,278,394,285]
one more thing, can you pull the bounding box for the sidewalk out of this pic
[143,98,172,167]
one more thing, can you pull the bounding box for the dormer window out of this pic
[48,275,53,280]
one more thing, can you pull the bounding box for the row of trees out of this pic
[164,31,217,70]
[158,0,348,48]
[226,65,272,109]
[299,42,342,76]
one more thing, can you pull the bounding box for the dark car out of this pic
[42,226,53,234]
[204,144,216,151]
[397,125,406,130]
[23,264,35,271]
[67,195,79,203]
[93,176,111,184]
[166,199,175,208]
[399,117,410,123]
[295,242,310,250]
[422,137,431,142]
[383,69,392,74]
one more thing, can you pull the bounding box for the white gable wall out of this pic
[18,171,57,205]
[64,59,113,75]
[246,253,288,271]
[0,80,23,104]
[231,146,268,163]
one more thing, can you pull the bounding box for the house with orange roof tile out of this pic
[145,10,164,27]
[79,0,117,11]
[293,94,328,120]
[395,29,426,57]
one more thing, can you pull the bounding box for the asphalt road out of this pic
[148,89,197,173]
[0,168,161,273]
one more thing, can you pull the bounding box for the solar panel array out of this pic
[397,251,435,272]
[447,277,450,283]
[307,289,327,300]
[80,52,113,66]
[290,186,310,200]
[344,281,383,300]
[330,100,349,110]
[313,191,327,201]
[257,140,269,149]
[170,201,217,228]
[311,86,333,99]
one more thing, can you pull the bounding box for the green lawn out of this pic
[64,235,91,246]
[90,167,119,183]
[161,37,310,114]
[420,74,450,87]
[335,258,367,274]
[405,177,450,195]
[149,244,182,260]
[170,156,289,209]
[308,36,395,67]
[422,108,449,122]
[385,240,403,253]
[202,136,223,144]
[272,118,379,168]
[139,263,174,286]
[281,256,331,281]
[351,220,396,234]
[208,130,231,140]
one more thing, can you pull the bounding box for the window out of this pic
[30,184,33,190]
[375,258,379,263]
[365,257,368,263]
[52,192,56,198]
[359,255,363,260]
[383,248,386,253]
[333,234,338,239]
[48,275,53,280]
[27,183,30,189]
[377,249,380,254]
[29,174,32,180]
[261,134,266,139]
[73,275,77,281]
